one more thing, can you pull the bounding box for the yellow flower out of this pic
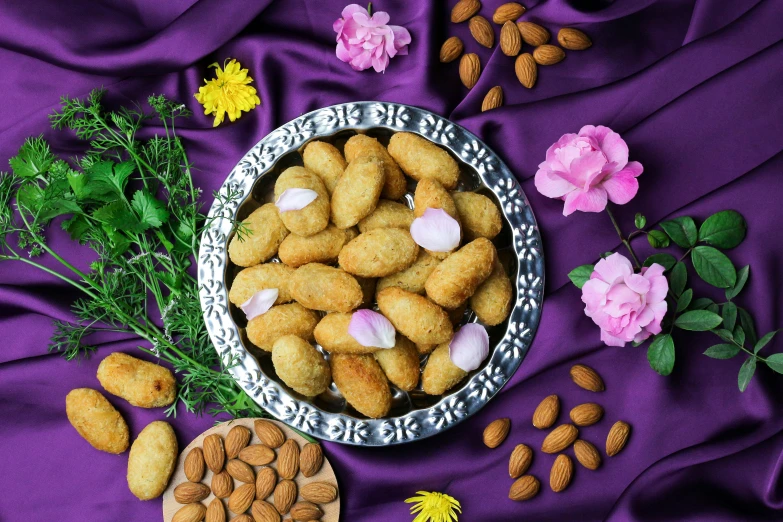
[404,491,462,522]
[194,58,260,127]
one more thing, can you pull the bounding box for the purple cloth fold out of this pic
[1,0,781,520]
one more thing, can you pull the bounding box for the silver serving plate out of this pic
[198,102,544,446]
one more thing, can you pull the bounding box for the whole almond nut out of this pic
[233,516,254,522]
[532,394,559,429]
[300,443,324,478]
[499,21,521,56]
[469,16,494,48]
[238,444,276,466]
[516,21,550,46]
[541,424,578,453]
[509,475,540,501]
[570,403,604,426]
[211,470,234,499]
[173,503,207,522]
[508,443,533,478]
[255,466,277,500]
[206,497,226,522]
[492,2,526,24]
[459,53,481,89]
[558,28,592,50]
[533,44,565,65]
[228,483,256,515]
[203,434,225,473]
[451,0,481,23]
[225,425,251,460]
[483,418,511,448]
[301,482,338,504]
[550,454,574,493]
[606,421,631,457]
[514,53,537,89]
[439,36,464,63]
[254,420,285,449]
[227,459,255,484]
[273,479,297,515]
[184,447,206,483]
[574,439,602,470]
[251,500,280,522]
[481,86,504,112]
[290,501,323,521]
[278,439,300,480]
[174,482,211,504]
[570,364,605,392]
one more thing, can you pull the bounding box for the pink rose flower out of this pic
[535,125,643,216]
[333,4,411,73]
[581,253,668,347]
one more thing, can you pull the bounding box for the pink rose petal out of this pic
[275,188,318,212]
[348,309,396,348]
[410,208,460,252]
[240,289,278,321]
[449,323,490,372]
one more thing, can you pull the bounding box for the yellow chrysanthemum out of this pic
[404,491,462,522]
[194,58,260,127]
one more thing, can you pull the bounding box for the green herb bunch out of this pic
[568,207,781,391]
[0,89,263,418]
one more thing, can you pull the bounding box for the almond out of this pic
[228,483,256,515]
[508,443,533,478]
[570,364,605,392]
[273,479,297,515]
[469,16,494,48]
[558,28,592,50]
[301,482,338,504]
[233,516,255,522]
[570,403,604,426]
[255,466,277,500]
[516,21,550,46]
[290,501,323,521]
[278,439,300,480]
[211,470,234,499]
[514,53,537,89]
[574,439,602,470]
[254,420,285,449]
[251,500,280,522]
[203,434,225,473]
[174,482,211,504]
[492,2,526,24]
[300,443,324,478]
[509,475,540,501]
[226,458,255,484]
[606,421,631,457]
[481,86,504,112]
[439,36,464,63]
[172,503,207,522]
[225,425,251,460]
[238,444,276,466]
[206,497,226,522]
[541,424,578,453]
[184,447,206,483]
[532,394,559,429]
[451,0,481,23]
[483,418,511,448]
[499,21,521,56]
[549,454,574,493]
[459,53,481,89]
[533,44,565,65]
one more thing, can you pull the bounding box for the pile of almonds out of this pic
[481,364,632,501]
[171,420,338,522]
[441,0,593,111]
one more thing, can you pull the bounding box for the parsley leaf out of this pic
[131,190,169,229]
[8,136,55,179]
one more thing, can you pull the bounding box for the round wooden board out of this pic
[162,418,340,521]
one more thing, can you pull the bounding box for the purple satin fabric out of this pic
[1,1,782,520]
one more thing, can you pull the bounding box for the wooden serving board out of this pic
[162,418,340,521]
